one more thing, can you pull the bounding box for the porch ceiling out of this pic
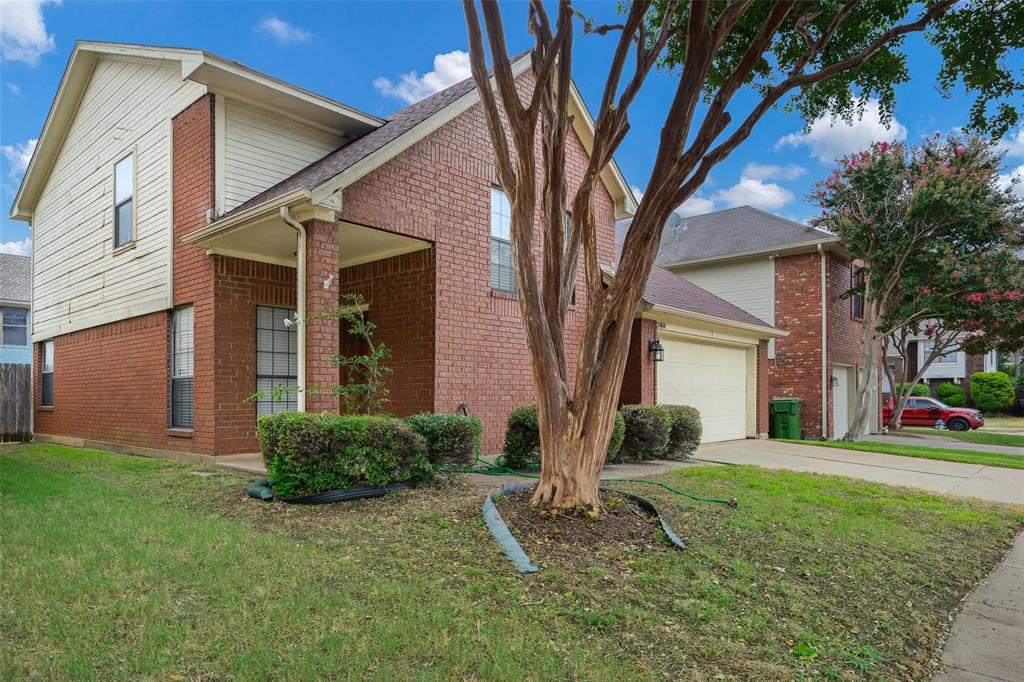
[185,216,431,269]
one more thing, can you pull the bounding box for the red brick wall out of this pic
[756,339,769,436]
[619,318,657,405]
[337,248,436,417]
[825,254,873,437]
[339,71,618,452]
[770,252,825,438]
[303,218,341,414]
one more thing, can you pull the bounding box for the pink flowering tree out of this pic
[811,135,1024,438]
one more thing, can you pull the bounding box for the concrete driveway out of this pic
[694,439,1024,506]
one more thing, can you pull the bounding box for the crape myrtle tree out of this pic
[461,0,1023,512]
[812,136,1024,438]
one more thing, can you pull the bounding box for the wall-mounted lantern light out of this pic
[649,339,665,363]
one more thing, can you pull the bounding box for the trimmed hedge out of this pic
[404,413,483,467]
[970,371,1015,413]
[616,404,672,462]
[894,382,930,397]
[662,404,702,459]
[257,412,432,497]
[935,382,966,407]
[501,405,625,469]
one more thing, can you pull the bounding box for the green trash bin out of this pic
[769,398,803,439]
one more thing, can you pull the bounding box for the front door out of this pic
[832,366,851,438]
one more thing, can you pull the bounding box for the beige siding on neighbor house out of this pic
[31,57,206,341]
[220,98,343,212]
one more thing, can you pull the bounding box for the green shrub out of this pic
[935,383,966,407]
[662,405,702,459]
[500,405,625,469]
[894,382,930,397]
[970,372,1016,413]
[616,404,672,462]
[256,412,432,497]
[404,413,483,467]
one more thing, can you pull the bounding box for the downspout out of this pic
[817,243,828,438]
[280,207,306,413]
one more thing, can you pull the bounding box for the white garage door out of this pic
[656,338,749,442]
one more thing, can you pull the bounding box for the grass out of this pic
[980,416,1024,430]
[2,443,1021,680]
[779,438,1024,470]
[903,427,1024,449]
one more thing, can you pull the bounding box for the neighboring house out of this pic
[883,334,999,395]
[0,253,32,365]
[9,41,780,459]
[637,206,875,439]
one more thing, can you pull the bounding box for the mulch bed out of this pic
[494,487,671,570]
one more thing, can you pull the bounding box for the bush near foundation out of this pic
[894,382,930,397]
[662,405,703,459]
[935,383,966,407]
[501,405,625,469]
[616,404,672,462]
[970,372,1015,413]
[257,412,432,497]
[404,413,483,467]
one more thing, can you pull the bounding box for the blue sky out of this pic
[2,0,1022,255]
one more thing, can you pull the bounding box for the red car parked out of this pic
[882,396,985,431]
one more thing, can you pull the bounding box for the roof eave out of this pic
[180,188,312,245]
[661,236,844,270]
[642,303,788,339]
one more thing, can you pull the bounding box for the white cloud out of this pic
[776,100,907,163]
[374,50,471,104]
[715,176,794,211]
[997,164,1024,198]
[1,0,57,65]
[997,129,1024,158]
[6,82,22,97]
[675,194,717,217]
[1,138,37,176]
[741,162,806,181]
[255,17,315,44]
[630,185,644,202]
[0,237,31,255]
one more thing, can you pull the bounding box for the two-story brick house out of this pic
[9,42,781,460]
[647,206,877,439]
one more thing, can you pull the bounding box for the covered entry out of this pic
[656,336,753,442]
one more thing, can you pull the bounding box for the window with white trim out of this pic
[40,340,53,407]
[256,305,298,416]
[923,340,957,364]
[114,153,134,248]
[170,307,194,428]
[0,306,27,346]
[489,187,515,293]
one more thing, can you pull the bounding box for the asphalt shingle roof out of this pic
[0,253,31,303]
[618,206,834,267]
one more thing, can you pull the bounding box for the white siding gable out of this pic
[31,57,206,341]
[220,98,343,212]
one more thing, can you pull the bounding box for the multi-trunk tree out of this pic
[461,0,1023,512]
[811,135,1024,438]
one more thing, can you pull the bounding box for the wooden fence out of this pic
[0,363,31,442]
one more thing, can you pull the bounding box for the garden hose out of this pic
[449,456,738,507]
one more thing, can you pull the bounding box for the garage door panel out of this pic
[657,338,748,443]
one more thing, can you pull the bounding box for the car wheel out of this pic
[947,418,970,432]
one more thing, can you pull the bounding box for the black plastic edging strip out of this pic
[604,488,687,551]
[482,482,541,574]
[280,482,414,505]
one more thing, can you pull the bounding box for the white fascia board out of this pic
[643,304,788,340]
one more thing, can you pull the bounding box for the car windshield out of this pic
[931,398,951,409]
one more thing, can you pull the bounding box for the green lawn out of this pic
[903,427,1024,449]
[2,444,1020,680]
[780,438,1024,470]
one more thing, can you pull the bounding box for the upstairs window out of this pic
[923,340,957,364]
[490,187,515,293]
[0,307,27,346]
[114,152,134,249]
[170,307,194,428]
[851,268,865,320]
[41,340,53,407]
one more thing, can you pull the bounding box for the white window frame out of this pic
[923,340,957,364]
[0,306,28,346]
[170,306,194,429]
[41,340,54,407]
[489,187,515,293]
[113,148,137,251]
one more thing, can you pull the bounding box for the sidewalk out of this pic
[864,432,1024,456]
[694,439,1024,505]
[933,531,1024,682]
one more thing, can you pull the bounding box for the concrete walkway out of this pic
[933,531,1024,682]
[864,433,1024,456]
[695,439,1024,505]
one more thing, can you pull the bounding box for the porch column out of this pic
[302,215,340,413]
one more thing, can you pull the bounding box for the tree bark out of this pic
[846,297,881,440]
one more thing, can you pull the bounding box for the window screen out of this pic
[851,269,864,320]
[924,341,957,364]
[1,307,27,346]
[41,340,53,407]
[170,307,194,428]
[490,187,515,293]
[114,153,134,248]
[256,305,298,416]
